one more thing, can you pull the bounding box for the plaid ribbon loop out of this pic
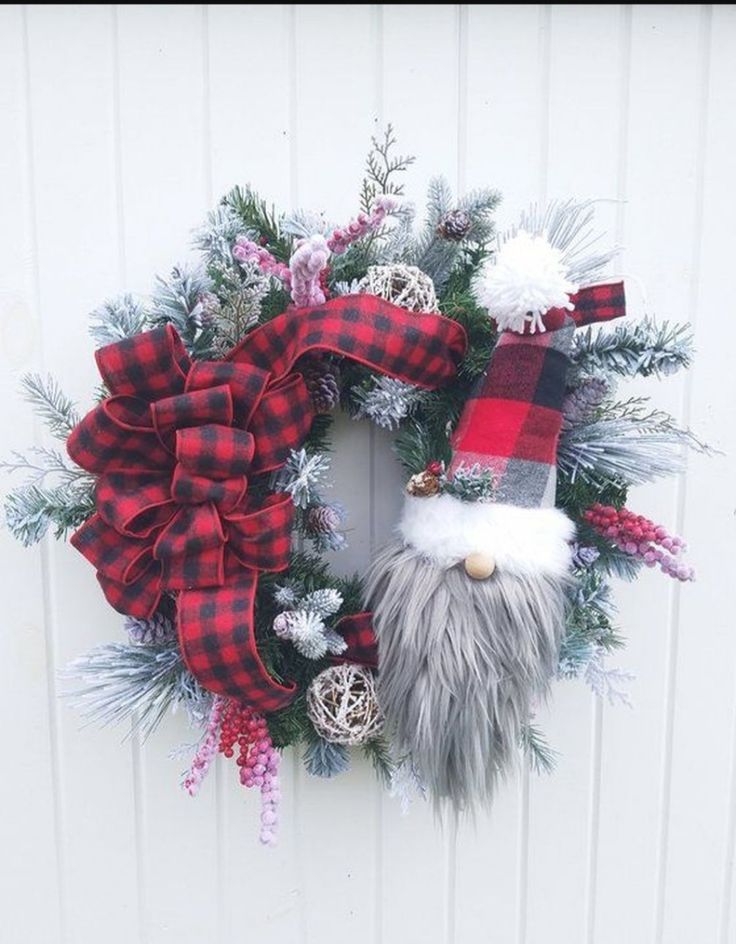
[68,295,467,710]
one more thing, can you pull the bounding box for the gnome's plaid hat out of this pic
[450,282,626,506]
[399,278,626,578]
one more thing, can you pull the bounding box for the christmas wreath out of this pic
[3,128,706,843]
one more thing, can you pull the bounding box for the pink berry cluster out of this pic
[583,503,694,582]
[232,237,292,288]
[183,695,226,797]
[326,195,398,255]
[289,234,330,307]
[218,700,281,847]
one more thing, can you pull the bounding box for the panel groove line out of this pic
[584,9,633,941]
[109,9,149,942]
[652,7,713,941]
[20,7,68,940]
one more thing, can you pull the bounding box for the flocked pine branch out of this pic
[443,464,496,502]
[571,316,694,379]
[502,199,618,286]
[193,203,244,267]
[89,295,149,348]
[4,480,95,546]
[411,177,501,289]
[20,373,80,440]
[150,265,214,358]
[558,401,709,487]
[303,737,351,778]
[353,376,428,430]
[281,208,334,240]
[273,448,332,509]
[66,641,212,741]
[560,569,621,678]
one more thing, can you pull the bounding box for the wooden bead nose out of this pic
[464,552,496,580]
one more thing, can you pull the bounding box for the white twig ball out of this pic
[359,264,439,313]
[307,664,384,746]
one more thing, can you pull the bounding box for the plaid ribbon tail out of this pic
[177,571,297,712]
[331,612,378,669]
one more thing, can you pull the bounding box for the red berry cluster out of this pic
[218,700,267,761]
[217,700,281,845]
[583,503,693,581]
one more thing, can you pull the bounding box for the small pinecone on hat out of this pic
[406,469,441,497]
[436,209,472,242]
[306,503,343,535]
[303,357,341,413]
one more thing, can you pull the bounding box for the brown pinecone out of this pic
[436,209,472,241]
[303,358,341,413]
[124,612,176,645]
[406,470,441,497]
[306,503,343,534]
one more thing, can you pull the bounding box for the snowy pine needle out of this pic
[303,737,351,778]
[503,199,618,286]
[353,376,428,430]
[65,642,211,741]
[558,402,709,487]
[4,480,94,546]
[89,295,148,347]
[20,373,80,440]
[571,316,694,379]
[444,464,496,502]
[301,588,343,619]
[193,204,244,266]
[273,449,331,509]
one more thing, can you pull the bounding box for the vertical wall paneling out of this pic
[0,6,734,943]
[23,6,143,942]
[593,9,705,944]
[662,7,736,944]
[0,7,62,943]
[524,7,623,944]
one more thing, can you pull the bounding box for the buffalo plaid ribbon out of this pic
[450,282,626,506]
[330,612,378,669]
[68,294,465,710]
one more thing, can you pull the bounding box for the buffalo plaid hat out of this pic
[398,279,626,577]
[449,282,626,508]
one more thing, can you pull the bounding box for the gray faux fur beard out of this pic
[364,542,571,811]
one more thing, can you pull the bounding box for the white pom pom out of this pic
[474,231,578,333]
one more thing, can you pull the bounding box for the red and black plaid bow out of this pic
[68,294,466,711]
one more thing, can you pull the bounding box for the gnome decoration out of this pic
[365,231,626,810]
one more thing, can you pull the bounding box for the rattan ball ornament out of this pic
[306,664,384,746]
[358,264,439,313]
